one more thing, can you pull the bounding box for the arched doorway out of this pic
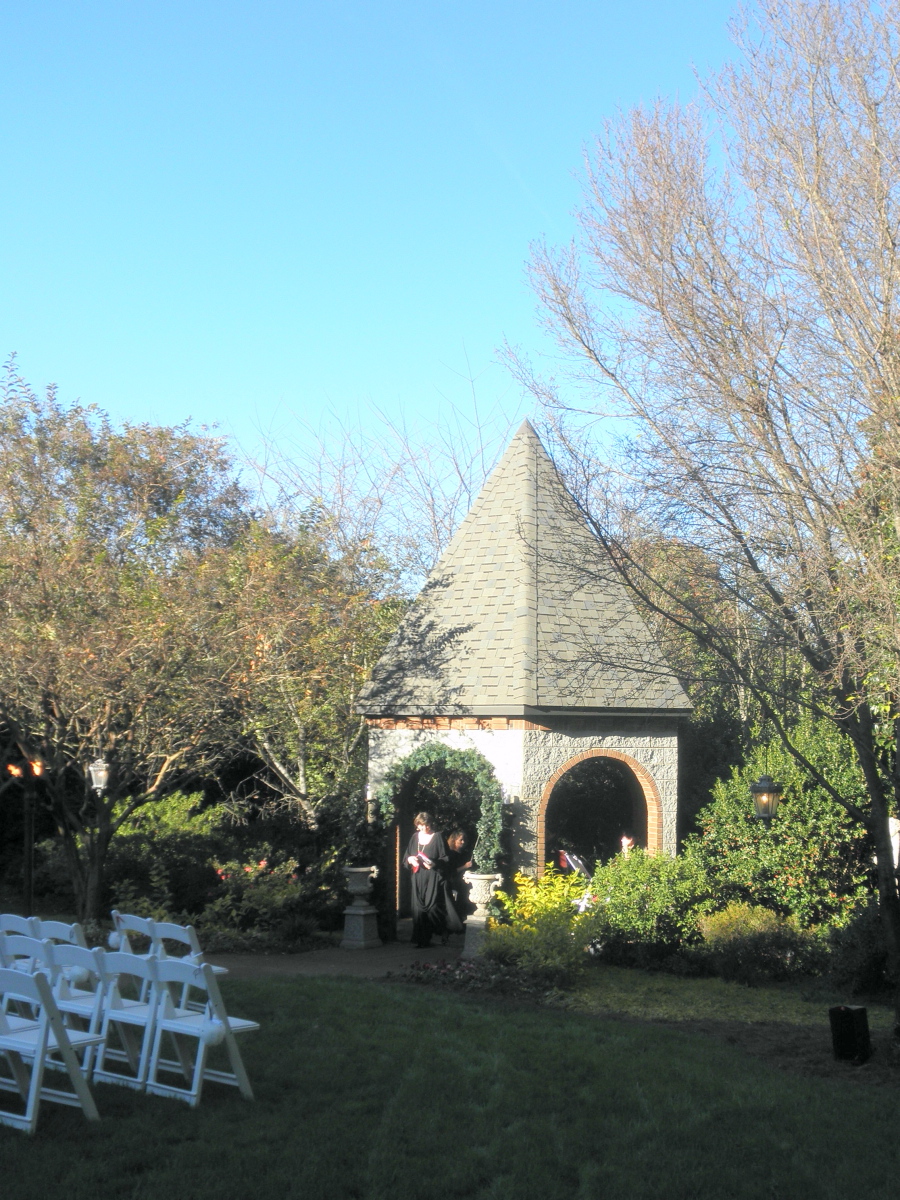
[537,749,663,873]
[374,743,504,923]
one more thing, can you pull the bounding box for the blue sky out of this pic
[0,1,735,458]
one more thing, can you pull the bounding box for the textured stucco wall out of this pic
[366,718,678,870]
[367,727,526,802]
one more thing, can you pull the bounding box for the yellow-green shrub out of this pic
[484,869,588,985]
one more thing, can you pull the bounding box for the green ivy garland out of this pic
[374,741,504,873]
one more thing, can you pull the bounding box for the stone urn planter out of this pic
[340,865,381,950]
[460,871,502,960]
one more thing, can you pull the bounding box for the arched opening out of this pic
[537,749,662,873]
[374,743,503,925]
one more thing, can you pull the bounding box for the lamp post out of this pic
[7,758,44,915]
[88,758,110,795]
[749,774,784,828]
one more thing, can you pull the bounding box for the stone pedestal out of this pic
[461,871,502,960]
[340,866,381,950]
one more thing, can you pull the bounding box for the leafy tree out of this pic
[218,520,403,825]
[513,0,900,1014]
[0,361,248,916]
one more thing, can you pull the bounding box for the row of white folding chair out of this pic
[0,913,88,946]
[0,964,102,1133]
[110,910,216,965]
[0,936,257,1108]
[110,911,227,1009]
[0,914,87,972]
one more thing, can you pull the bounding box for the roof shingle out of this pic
[357,421,691,715]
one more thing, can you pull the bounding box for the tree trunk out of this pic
[82,853,107,922]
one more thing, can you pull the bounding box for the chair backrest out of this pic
[103,950,157,988]
[151,957,213,1016]
[0,914,39,937]
[0,932,48,970]
[112,910,206,962]
[152,920,204,959]
[47,942,108,996]
[110,910,155,955]
[37,919,88,948]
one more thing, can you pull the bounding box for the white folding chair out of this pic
[0,933,45,972]
[109,911,155,958]
[0,917,40,971]
[36,919,88,948]
[0,966,102,1133]
[44,943,110,1075]
[91,952,158,1091]
[0,935,49,1007]
[111,910,227,1008]
[0,915,39,937]
[146,959,258,1107]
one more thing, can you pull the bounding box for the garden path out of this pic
[207,921,463,980]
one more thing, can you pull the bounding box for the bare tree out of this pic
[511,0,900,1016]
[246,378,525,586]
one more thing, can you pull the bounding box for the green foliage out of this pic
[688,719,872,927]
[493,867,587,923]
[106,793,235,916]
[697,902,825,985]
[375,742,505,871]
[482,914,584,987]
[827,902,890,995]
[94,791,348,947]
[196,849,345,948]
[580,848,713,951]
[486,869,589,985]
[220,520,403,819]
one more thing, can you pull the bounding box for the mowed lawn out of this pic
[4,974,900,1200]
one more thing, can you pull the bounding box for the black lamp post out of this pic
[749,774,784,828]
[7,758,44,915]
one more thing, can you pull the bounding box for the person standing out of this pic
[446,829,474,916]
[405,812,463,948]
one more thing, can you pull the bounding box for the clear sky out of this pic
[0,1,735,459]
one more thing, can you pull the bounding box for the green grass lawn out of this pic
[4,974,900,1200]
[571,960,896,1028]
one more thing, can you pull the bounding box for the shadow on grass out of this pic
[3,975,900,1200]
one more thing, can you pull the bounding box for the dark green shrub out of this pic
[689,719,872,928]
[698,902,825,984]
[579,848,713,956]
[827,901,890,994]
[195,848,346,944]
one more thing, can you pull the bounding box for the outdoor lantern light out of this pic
[89,758,110,795]
[749,774,784,827]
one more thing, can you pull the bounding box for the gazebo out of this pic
[357,420,691,879]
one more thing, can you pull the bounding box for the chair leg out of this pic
[45,1006,99,1121]
[223,1030,254,1101]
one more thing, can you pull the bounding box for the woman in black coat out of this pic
[405,811,464,948]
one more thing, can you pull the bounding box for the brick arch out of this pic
[536,748,663,873]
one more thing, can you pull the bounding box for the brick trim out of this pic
[365,716,551,731]
[536,748,663,873]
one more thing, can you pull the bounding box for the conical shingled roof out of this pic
[356,421,691,716]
